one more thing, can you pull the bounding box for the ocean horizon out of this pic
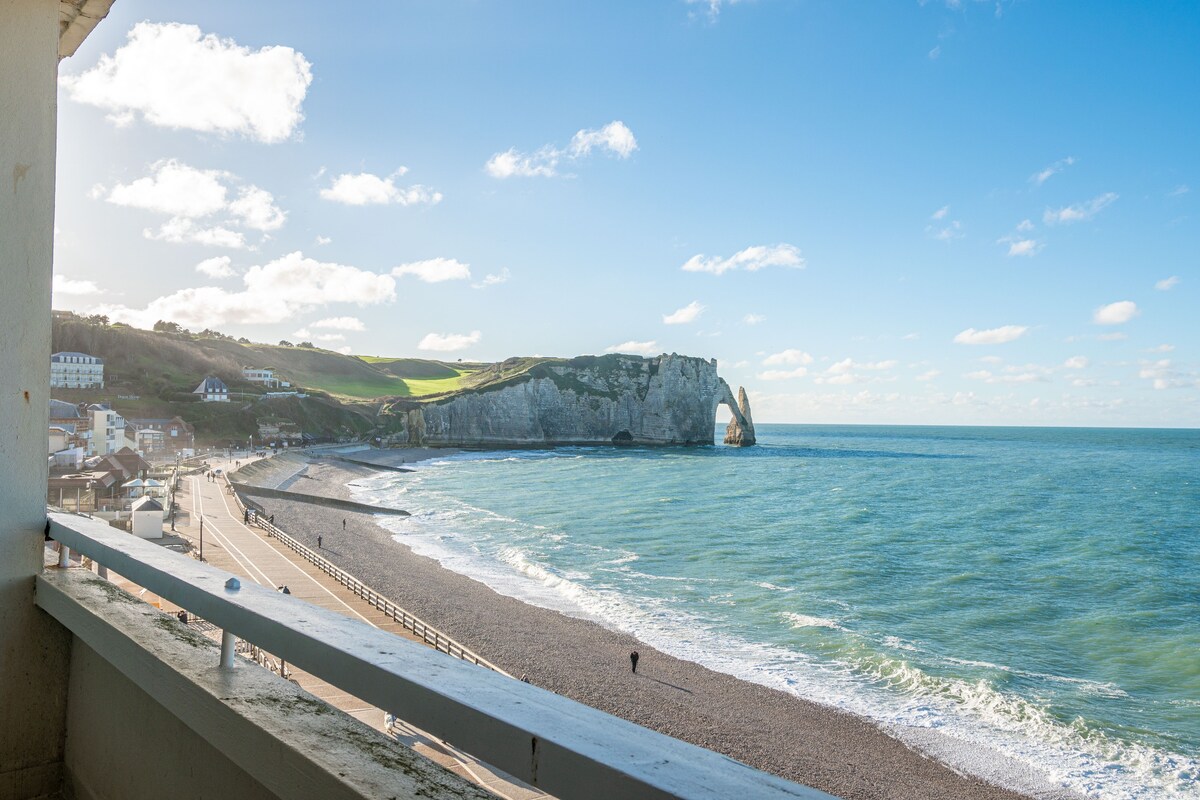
[350,423,1199,799]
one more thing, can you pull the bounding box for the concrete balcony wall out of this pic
[1,0,72,796]
[41,569,492,800]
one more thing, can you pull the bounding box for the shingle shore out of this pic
[251,455,1052,800]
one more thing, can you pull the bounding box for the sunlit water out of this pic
[349,425,1200,799]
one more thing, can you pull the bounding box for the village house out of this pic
[241,366,282,388]
[50,351,104,389]
[124,416,195,454]
[87,404,124,456]
[193,375,230,402]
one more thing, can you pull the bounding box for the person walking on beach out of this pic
[342,518,347,530]
[317,535,323,549]
[630,651,639,673]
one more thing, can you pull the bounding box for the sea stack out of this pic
[724,385,756,446]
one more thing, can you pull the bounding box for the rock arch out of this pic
[716,379,756,446]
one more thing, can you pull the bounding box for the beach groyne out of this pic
[386,353,756,448]
[231,482,410,516]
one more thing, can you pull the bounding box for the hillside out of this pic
[50,313,493,444]
[49,314,742,450]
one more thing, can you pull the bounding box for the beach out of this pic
[239,450,1068,800]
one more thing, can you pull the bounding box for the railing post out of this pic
[58,543,70,568]
[220,630,236,668]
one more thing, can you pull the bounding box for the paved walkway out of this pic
[159,454,550,800]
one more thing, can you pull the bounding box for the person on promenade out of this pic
[243,509,249,524]
[630,651,639,673]
[269,514,274,525]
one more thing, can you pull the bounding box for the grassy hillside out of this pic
[52,315,469,400]
[50,315,651,446]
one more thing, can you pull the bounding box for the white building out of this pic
[242,367,280,388]
[193,376,230,402]
[50,351,104,389]
[129,495,164,540]
[89,406,125,456]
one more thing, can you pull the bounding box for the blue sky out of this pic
[52,1,1197,426]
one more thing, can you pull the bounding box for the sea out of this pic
[348,425,1200,799]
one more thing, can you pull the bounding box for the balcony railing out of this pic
[47,510,833,800]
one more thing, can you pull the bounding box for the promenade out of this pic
[164,454,550,800]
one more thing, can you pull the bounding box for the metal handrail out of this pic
[47,512,830,800]
[222,474,509,676]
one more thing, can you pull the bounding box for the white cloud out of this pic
[52,275,103,295]
[292,328,311,339]
[1093,300,1139,325]
[1030,156,1075,186]
[1016,219,1035,232]
[965,370,1049,385]
[604,340,658,355]
[96,251,395,329]
[1044,192,1118,225]
[314,333,345,342]
[106,160,228,218]
[569,121,638,158]
[104,159,285,247]
[312,316,365,331]
[392,258,471,283]
[1098,332,1128,341]
[931,205,950,220]
[743,313,766,325]
[928,45,941,60]
[915,369,941,381]
[953,325,1029,345]
[1004,238,1042,257]
[813,358,898,385]
[663,301,705,325]
[315,235,332,246]
[485,147,560,179]
[319,170,442,206]
[1146,344,1174,353]
[486,120,636,179]
[1063,356,1089,370]
[417,331,481,352]
[1136,359,1197,390]
[195,256,235,278]
[472,268,512,289]
[146,218,246,249]
[336,346,353,355]
[1168,185,1190,197]
[60,22,311,143]
[228,186,286,231]
[762,349,813,367]
[1155,276,1180,291]
[927,213,964,240]
[757,367,809,381]
[681,244,804,275]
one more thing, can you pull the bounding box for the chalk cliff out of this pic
[386,354,755,447]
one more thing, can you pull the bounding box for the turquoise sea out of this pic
[350,425,1200,799]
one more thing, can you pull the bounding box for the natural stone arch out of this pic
[715,379,756,446]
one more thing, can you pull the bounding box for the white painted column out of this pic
[0,1,72,796]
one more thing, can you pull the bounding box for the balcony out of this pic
[39,511,832,800]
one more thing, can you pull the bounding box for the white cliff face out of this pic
[394,354,753,447]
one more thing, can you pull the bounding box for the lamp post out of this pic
[199,515,204,561]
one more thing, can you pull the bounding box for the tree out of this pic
[298,341,315,349]
[278,340,294,347]
[237,337,250,344]
[153,320,186,334]
[85,313,109,326]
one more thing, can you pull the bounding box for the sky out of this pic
[52,1,1198,427]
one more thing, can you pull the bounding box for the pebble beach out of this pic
[246,451,1045,800]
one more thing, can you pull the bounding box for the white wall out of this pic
[0,2,73,795]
